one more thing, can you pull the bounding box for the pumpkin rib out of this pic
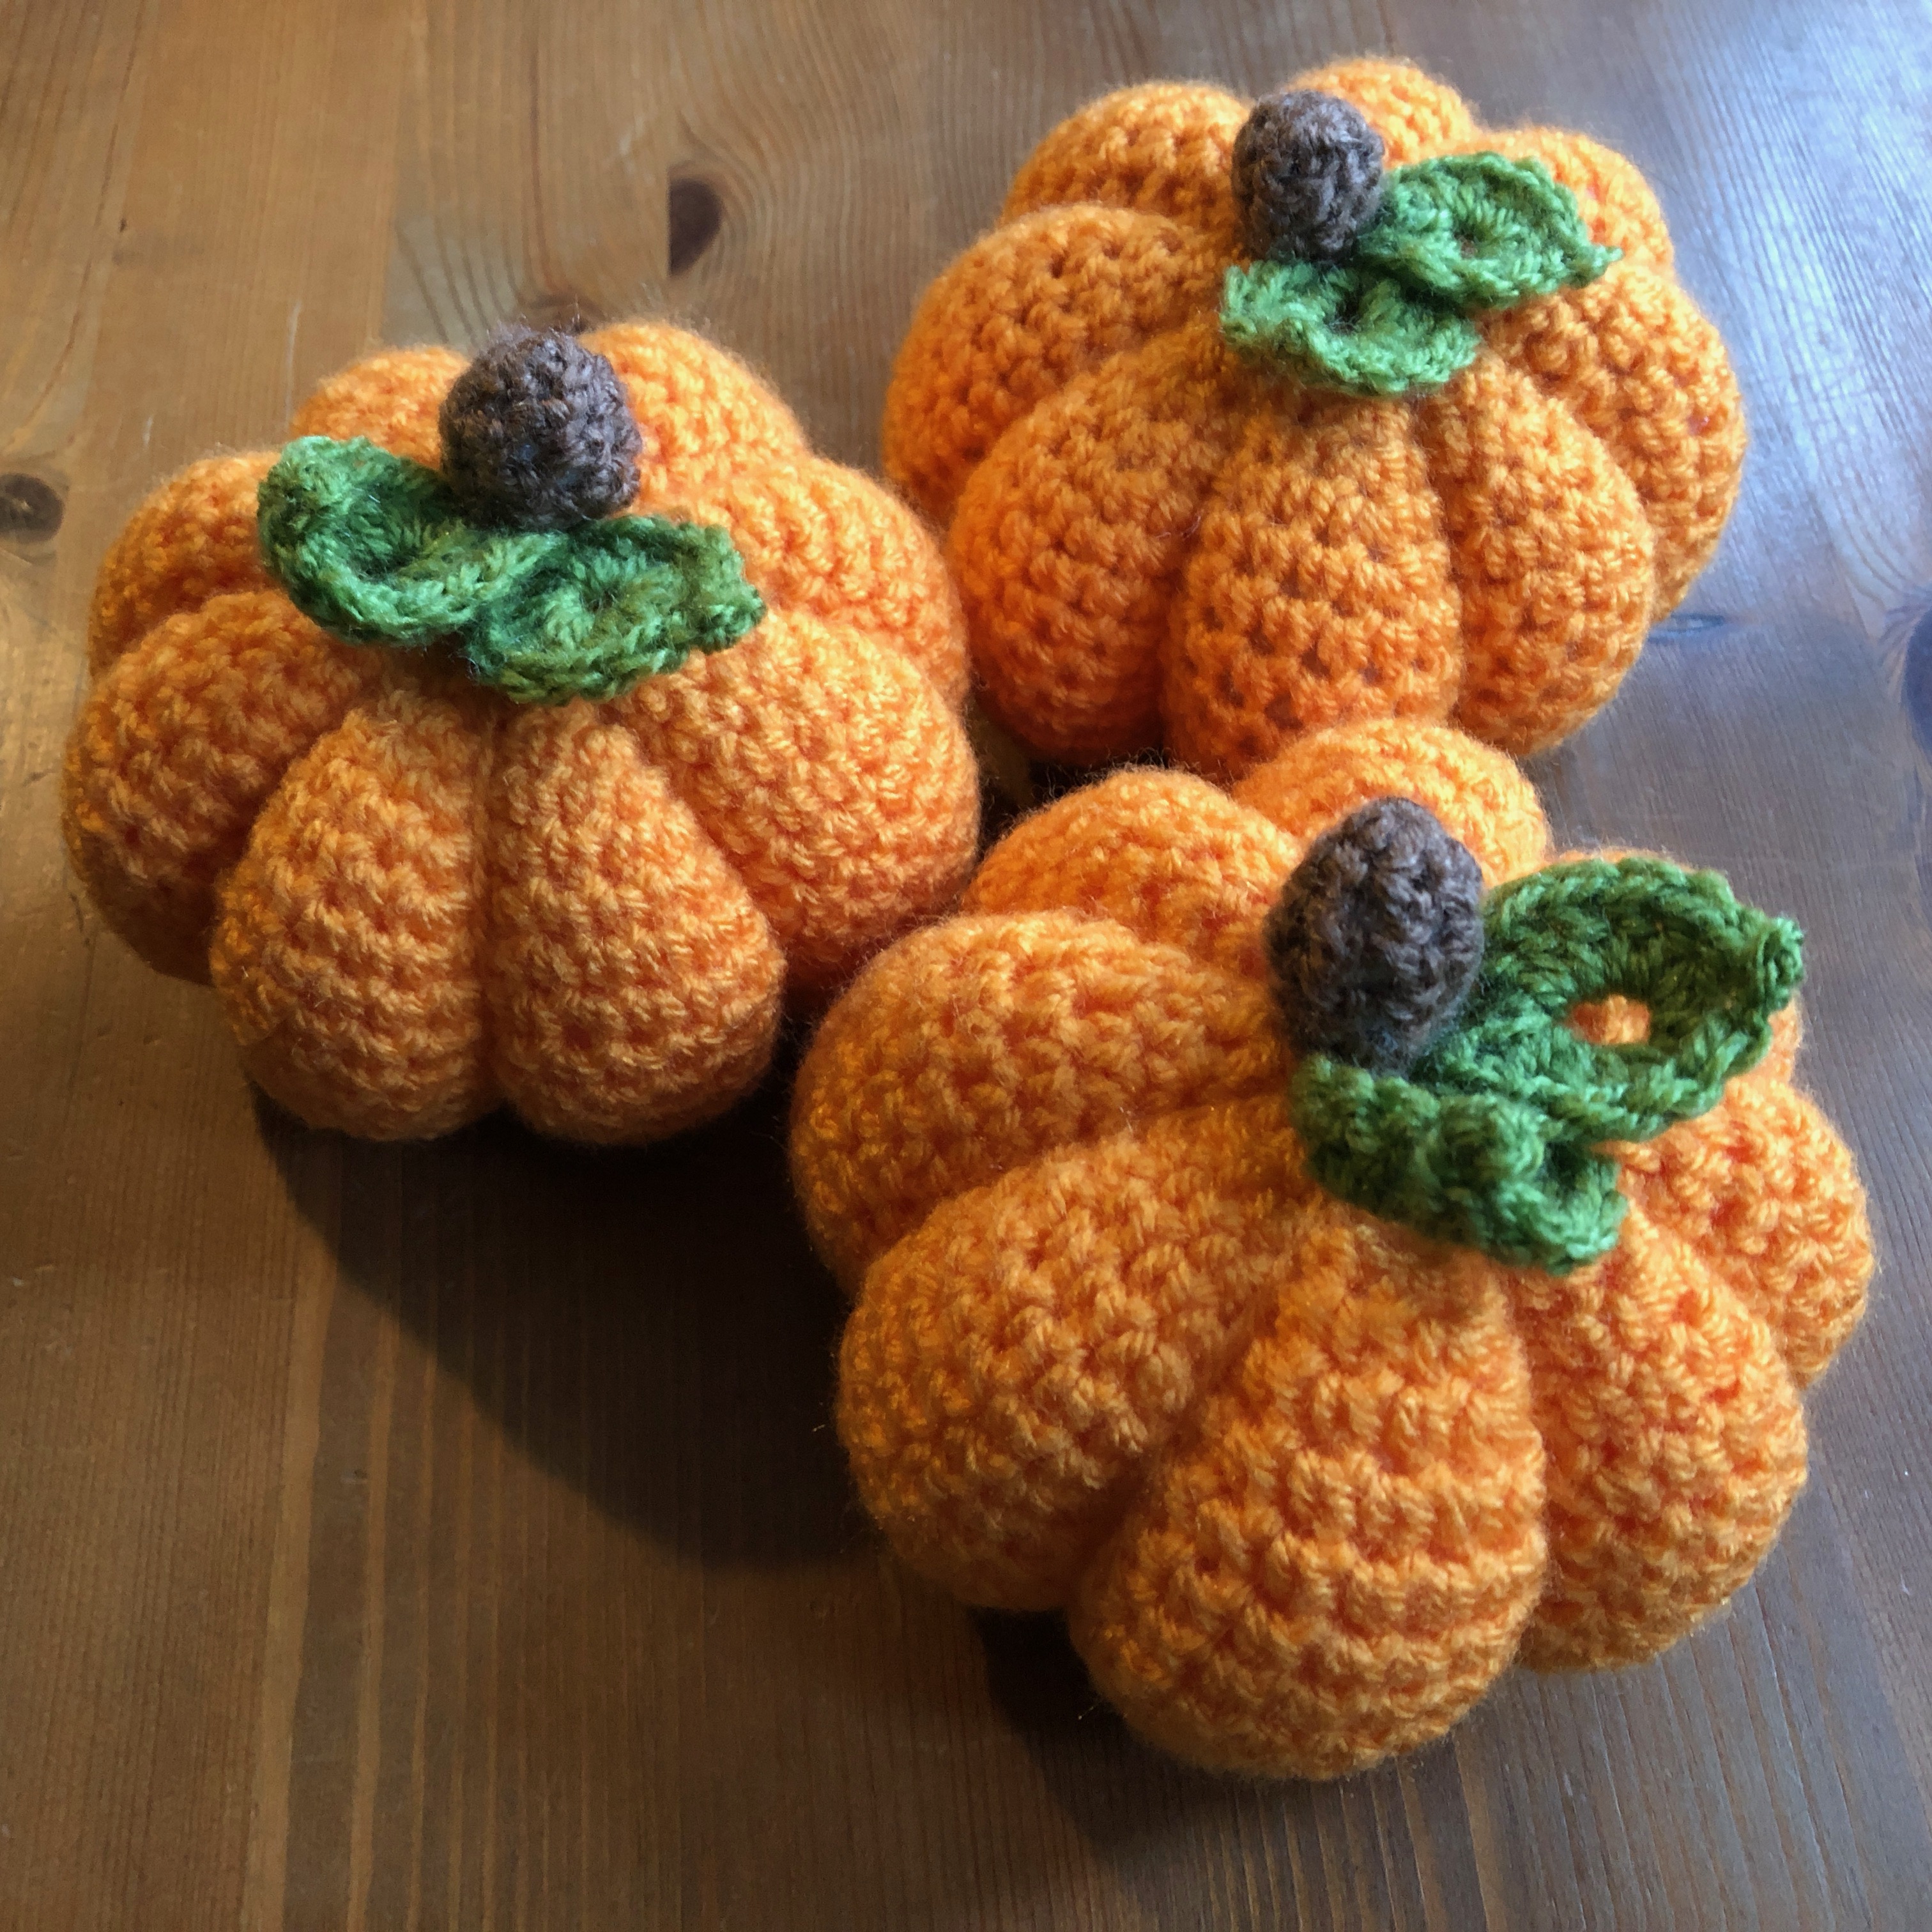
[839,1094,1317,1611]
[479,704,785,1144]
[1452,128,1673,270]
[949,314,1259,763]
[287,345,466,467]
[884,206,1227,526]
[87,454,277,673]
[1415,353,1655,756]
[210,680,496,1138]
[64,590,380,983]
[1162,388,1465,781]
[654,456,970,706]
[1510,1207,1809,1672]
[1000,82,1245,243]
[1485,261,1745,617]
[1285,56,1478,167]
[581,321,807,499]
[963,765,1298,979]
[1069,1197,1547,1779]
[1230,718,1550,885]
[615,609,979,996]
[789,910,1282,1293]
[1618,1080,1872,1389]
[1757,1001,1802,1087]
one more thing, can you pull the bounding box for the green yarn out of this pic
[1290,856,1804,1273]
[257,436,765,705]
[1221,262,1482,396]
[1357,154,1619,307]
[1220,153,1620,397]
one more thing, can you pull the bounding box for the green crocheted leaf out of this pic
[257,436,764,704]
[1219,261,1481,397]
[1356,153,1621,310]
[1218,150,1620,397]
[1291,857,1804,1273]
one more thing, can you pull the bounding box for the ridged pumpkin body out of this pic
[792,720,1868,1778]
[66,325,980,1144]
[884,59,1745,779]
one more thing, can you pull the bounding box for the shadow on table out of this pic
[260,1027,861,1570]
[971,1605,1470,1912]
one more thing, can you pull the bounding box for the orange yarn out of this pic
[791,719,1869,1779]
[883,57,1745,779]
[66,323,980,1144]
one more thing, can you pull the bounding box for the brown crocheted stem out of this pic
[1230,90,1386,263]
[438,326,644,530]
[1263,796,1485,1072]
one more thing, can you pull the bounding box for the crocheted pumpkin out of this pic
[65,324,979,1143]
[792,720,1867,1779]
[883,57,1745,779]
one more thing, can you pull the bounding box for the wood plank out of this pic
[3,0,1931,1925]
[0,1,411,1927]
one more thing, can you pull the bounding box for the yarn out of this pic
[1230,90,1384,261]
[1290,850,1804,1272]
[883,55,1745,778]
[65,321,980,1144]
[257,435,764,705]
[1218,259,1481,398]
[1222,151,1618,397]
[438,326,642,528]
[792,716,1870,1780]
[1262,795,1484,1071]
[1360,153,1618,307]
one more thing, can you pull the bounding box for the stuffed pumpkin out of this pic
[792,719,1867,1778]
[884,57,1745,779]
[66,323,979,1143]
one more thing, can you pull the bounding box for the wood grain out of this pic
[3,0,1932,1926]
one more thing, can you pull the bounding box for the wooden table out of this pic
[4,2,1931,1925]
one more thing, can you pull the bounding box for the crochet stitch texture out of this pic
[438,324,642,528]
[792,718,1869,1779]
[1287,843,1804,1273]
[65,324,979,1144]
[1262,793,1485,1071]
[257,433,767,705]
[882,56,1746,779]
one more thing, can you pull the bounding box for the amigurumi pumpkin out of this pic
[792,719,1868,1779]
[883,57,1745,779]
[65,323,980,1143]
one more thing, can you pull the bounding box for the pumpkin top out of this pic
[1221,93,1621,395]
[1230,89,1385,261]
[1262,794,1485,1071]
[438,325,643,528]
[1279,820,1804,1271]
[257,327,767,707]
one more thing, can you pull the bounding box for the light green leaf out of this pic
[1220,259,1482,397]
[1355,152,1621,310]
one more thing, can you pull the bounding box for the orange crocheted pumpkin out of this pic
[883,57,1745,779]
[792,719,1867,1778]
[66,323,979,1144]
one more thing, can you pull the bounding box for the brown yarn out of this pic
[1230,89,1386,262]
[437,326,643,529]
[1262,795,1483,1071]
